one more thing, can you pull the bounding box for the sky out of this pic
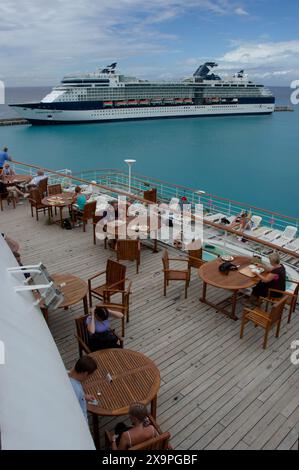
[1,0,299,86]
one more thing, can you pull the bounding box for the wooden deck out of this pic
[1,202,299,450]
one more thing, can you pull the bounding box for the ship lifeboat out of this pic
[174,98,184,104]
[152,97,162,105]
[211,97,220,103]
[184,98,193,104]
[128,100,139,105]
[139,99,150,105]
[115,101,128,106]
[103,101,113,107]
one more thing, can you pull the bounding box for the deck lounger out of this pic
[272,226,297,248]
[247,226,270,237]
[259,229,282,242]
[204,213,226,223]
[285,238,299,252]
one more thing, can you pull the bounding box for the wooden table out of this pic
[105,215,161,253]
[41,192,73,227]
[3,174,31,186]
[52,272,88,312]
[84,348,161,448]
[198,256,258,320]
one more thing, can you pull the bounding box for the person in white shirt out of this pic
[28,169,47,187]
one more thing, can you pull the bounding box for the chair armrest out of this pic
[268,289,294,298]
[243,307,269,319]
[168,257,188,262]
[105,278,126,291]
[74,334,91,354]
[87,270,106,282]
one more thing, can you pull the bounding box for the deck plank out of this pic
[1,202,299,450]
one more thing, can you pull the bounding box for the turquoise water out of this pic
[0,87,298,217]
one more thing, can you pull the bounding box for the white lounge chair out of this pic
[272,226,297,247]
[243,215,263,235]
[204,213,226,223]
[285,238,299,252]
[259,229,282,242]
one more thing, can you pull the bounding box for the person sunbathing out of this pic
[230,211,253,232]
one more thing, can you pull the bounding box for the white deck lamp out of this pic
[124,159,136,194]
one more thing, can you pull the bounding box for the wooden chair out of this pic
[38,177,48,197]
[240,295,289,349]
[75,314,123,357]
[29,188,50,221]
[96,282,132,337]
[188,248,204,271]
[48,184,62,215]
[162,249,190,299]
[0,190,16,211]
[88,259,126,306]
[143,188,157,203]
[48,183,62,195]
[268,280,299,324]
[72,200,97,232]
[105,415,171,450]
[116,239,141,274]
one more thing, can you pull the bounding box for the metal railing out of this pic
[9,161,299,260]
[75,168,299,233]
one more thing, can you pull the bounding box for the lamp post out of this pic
[124,159,136,194]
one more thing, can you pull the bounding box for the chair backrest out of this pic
[162,250,169,271]
[269,295,289,323]
[117,240,139,261]
[48,183,62,196]
[283,225,297,239]
[129,432,171,451]
[83,200,97,219]
[38,177,48,196]
[75,314,90,348]
[188,248,203,268]
[143,188,157,203]
[29,188,42,205]
[251,215,262,228]
[106,259,126,289]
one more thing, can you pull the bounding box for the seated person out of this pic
[110,403,158,450]
[86,306,123,351]
[27,169,47,189]
[0,174,27,203]
[71,186,87,222]
[250,252,286,302]
[2,162,15,176]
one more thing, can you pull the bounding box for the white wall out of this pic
[0,236,95,450]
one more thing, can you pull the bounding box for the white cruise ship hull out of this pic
[11,103,275,124]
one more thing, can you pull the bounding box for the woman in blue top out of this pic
[86,306,123,351]
[71,185,87,224]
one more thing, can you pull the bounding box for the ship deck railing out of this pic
[11,161,299,267]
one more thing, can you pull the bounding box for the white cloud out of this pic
[0,0,252,85]
[221,40,299,65]
[234,7,249,16]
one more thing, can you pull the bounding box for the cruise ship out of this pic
[10,62,275,124]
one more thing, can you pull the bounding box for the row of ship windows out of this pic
[88,105,242,116]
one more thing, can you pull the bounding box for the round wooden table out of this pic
[84,348,161,448]
[41,192,73,227]
[198,256,258,320]
[52,273,88,313]
[105,215,161,253]
[3,174,31,186]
